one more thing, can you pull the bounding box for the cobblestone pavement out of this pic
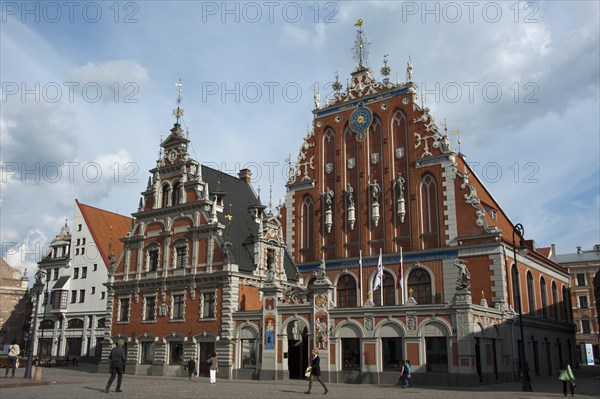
[1,365,598,399]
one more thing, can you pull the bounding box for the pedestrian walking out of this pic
[104,339,126,393]
[186,357,196,380]
[558,361,576,397]
[399,359,412,388]
[208,352,218,384]
[305,348,328,395]
[4,340,20,378]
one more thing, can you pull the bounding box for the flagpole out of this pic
[400,247,404,305]
[359,250,363,307]
[379,249,383,307]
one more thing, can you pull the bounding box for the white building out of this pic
[34,200,131,361]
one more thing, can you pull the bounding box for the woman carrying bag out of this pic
[558,362,576,397]
[305,348,328,394]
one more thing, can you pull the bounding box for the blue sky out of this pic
[1,1,599,273]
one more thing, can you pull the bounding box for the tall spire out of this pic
[352,19,370,70]
[172,79,184,124]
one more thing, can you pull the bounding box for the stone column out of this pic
[259,278,283,380]
[311,259,334,381]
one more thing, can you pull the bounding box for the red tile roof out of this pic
[76,200,132,269]
[536,247,552,258]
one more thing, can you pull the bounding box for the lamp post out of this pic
[23,270,48,379]
[512,223,532,392]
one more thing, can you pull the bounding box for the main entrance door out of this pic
[198,342,215,377]
[287,321,308,379]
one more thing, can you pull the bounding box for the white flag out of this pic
[373,250,383,291]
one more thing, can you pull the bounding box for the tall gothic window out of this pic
[511,265,520,311]
[540,277,548,318]
[336,274,357,308]
[301,196,315,261]
[374,271,395,306]
[408,269,432,304]
[419,175,439,249]
[527,271,535,316]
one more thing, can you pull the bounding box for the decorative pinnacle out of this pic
[332,71,342,92]
[172,79,184,123]
[380,54,391,78]
[352,19,370,69]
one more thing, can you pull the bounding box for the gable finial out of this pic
[352,19,370,70]
[172,79,184,124]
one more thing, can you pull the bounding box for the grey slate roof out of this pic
[551,251,600,264]
[201,165,298,282]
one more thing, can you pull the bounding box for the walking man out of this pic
[104,339,126,393]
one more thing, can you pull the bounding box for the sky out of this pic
[1,1,599,274]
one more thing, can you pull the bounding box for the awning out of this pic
[52,276,70,289]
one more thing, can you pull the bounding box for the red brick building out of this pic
[277,25,575,385]
[102,25,577,387]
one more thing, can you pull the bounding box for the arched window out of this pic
[172,182,181,205]
[67,318,84,329]
[161,184,170,208]
[540,277,548,318]
[562,286,570,323]
[301,196,315,261]
[419,175,439,249]
[407,268,432,304]
[374,271,395,306]
[526,271,535,315]
[336,274,357,308]
[552,282,559,321]
[511,265,520,311]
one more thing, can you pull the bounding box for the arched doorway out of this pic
[287,320,308,379]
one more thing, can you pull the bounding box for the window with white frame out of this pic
[175,244,187,268]
[144,296,156,321]
[147,246,159,271]
[119,298,130,322]
[576,273,586,286]
[202,292,215,318]
[171,294,185,320]
[581,320,591,334]
[578,296,589,309]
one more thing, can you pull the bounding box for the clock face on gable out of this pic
[349,102,373,142]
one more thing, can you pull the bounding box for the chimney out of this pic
[551,243,556,255]
[594,244,600,252]
[576,246,582,254]
[238,169,252,183]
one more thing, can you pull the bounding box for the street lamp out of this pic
[512,223,532,392]
[23,270,47,379]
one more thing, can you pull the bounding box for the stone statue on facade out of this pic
[454,258,471,291]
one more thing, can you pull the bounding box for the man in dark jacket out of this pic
[104,339,126,393]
